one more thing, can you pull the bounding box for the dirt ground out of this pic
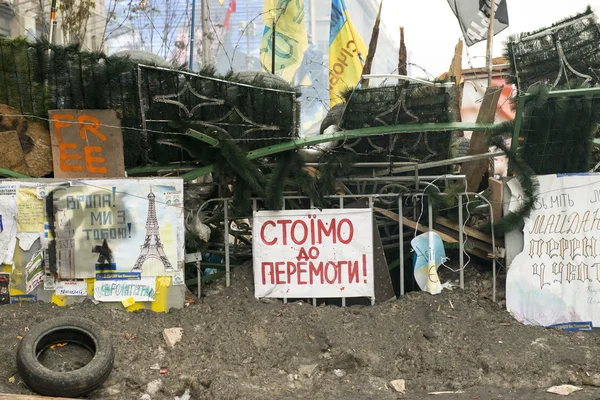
[1,263,600,400]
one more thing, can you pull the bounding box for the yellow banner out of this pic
[260,0,308,82]
[329,7,367,107]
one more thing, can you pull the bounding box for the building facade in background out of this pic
[1,0,107,51]
[106,0,400,135]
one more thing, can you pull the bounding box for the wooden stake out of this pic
[461,86,502,192]
[486,0,496,87]
[398,26,407,76]
[271,19,276,74]
[360,0,383,88]
[447,39,464,137]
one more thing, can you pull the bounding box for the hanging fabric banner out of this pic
[507,173,600,328]
[260,0,309,82]
[328,0,367,107]
[447,0,509,46]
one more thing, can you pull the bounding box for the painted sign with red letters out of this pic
[253,208,374,299]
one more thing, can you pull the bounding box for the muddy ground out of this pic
[1,263,600,400]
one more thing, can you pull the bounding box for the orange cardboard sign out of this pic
[48,110,126,178]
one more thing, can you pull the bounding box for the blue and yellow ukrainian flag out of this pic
[260,0,309,82]
[329,0,367,107]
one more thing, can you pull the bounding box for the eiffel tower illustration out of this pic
[132,189,173,272]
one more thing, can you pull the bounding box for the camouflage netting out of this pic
[514,83,600,175]
[0,38,300,169]
[505,6,600,91]
[503,6,600,175]
[320,82,458,164]
[0,37,145,166]
[139,68,300,164]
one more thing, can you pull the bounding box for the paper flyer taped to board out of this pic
[16,188,45,232]
[0,184,18,265]
[25,249,44,293]
[55,281,88,296]
[94,277,156,302]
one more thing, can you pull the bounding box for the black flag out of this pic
[448,0,509,46]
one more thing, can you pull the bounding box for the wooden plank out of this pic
[488,177,504,225]
[374,208,494,259]
[374,208,458,243]
[433,224,493,260]
[435,216,504,247]
[462,86,503,192]
[447,39,464,88]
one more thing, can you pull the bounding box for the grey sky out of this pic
[379,0,599,76]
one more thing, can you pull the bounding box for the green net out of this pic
[0,38,144,166]
[138,68,300,164]
[518,85,600,174]
[0,38,301,169]
[505,6,600,91]
[326,82,458,164]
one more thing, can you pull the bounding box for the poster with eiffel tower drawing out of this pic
[51,179,184,279]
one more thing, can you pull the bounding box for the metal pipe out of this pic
[182,123,498,181]
[361,74,455,88]
[399,195,404,296]
[378,152,505,176]
[458,193,464,289]
[471,193,497,302]
[485,0,495,87]
[201,0,211,67]
[428,195,433,232]
[48,0,57,47]
[224,199,230,287]
[337,174,465,183]
[189,0,196,70]
[271,19,276,74]
[197,260,202,298]
[369,196,375,305]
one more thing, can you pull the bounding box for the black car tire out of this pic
[16,316,114,398]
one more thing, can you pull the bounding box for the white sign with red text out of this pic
[253,208,374,299]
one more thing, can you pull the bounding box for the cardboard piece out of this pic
[48,109,126,178]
